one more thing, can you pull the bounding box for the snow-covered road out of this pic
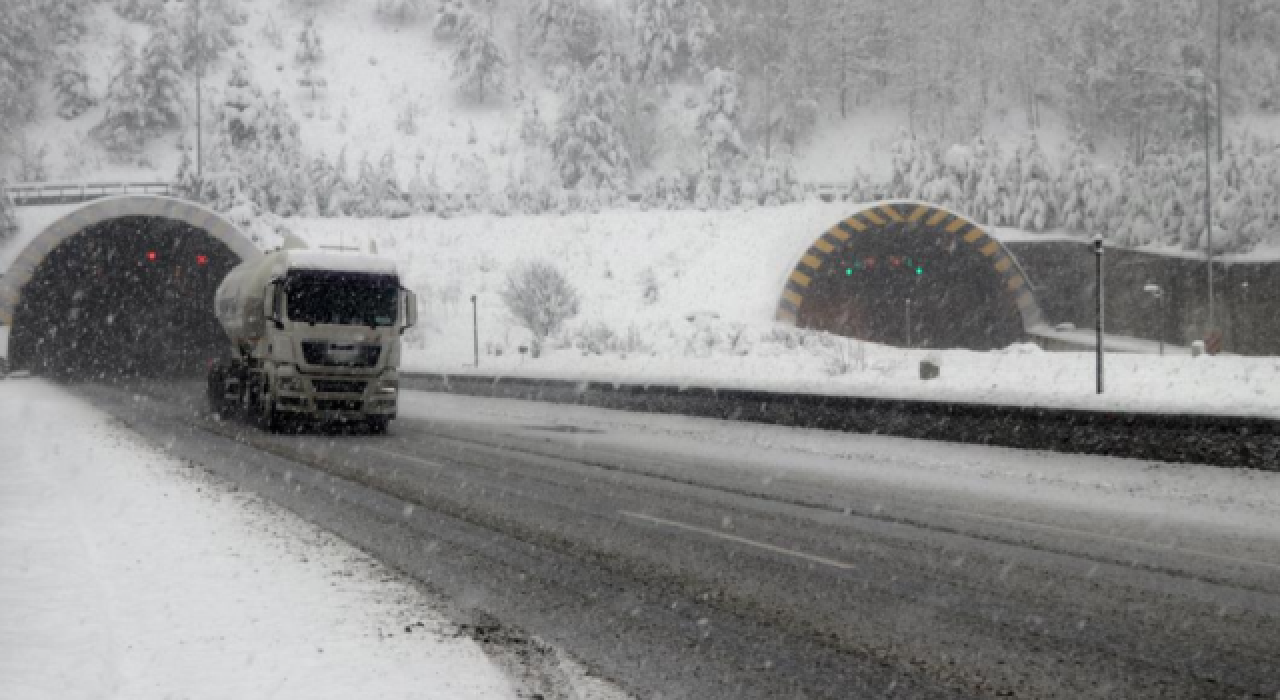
[0,378,519,700]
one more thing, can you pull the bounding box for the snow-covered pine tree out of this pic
[53,47,96,120]
[239,90,305,214]
[1056,133,1092,233]
[452,11,507,103]
[181,0,244,71]
[114,0,164,24]
[633,0,678,85]
[633,0,715,85]
[520,98,548,146]
[921,149,964,211]
[1014,136,1055,231]
[222,55,263,148]
[294,17,327,99]
[550,52,631,193]
[377,148,406,215]
[684,0,714,77]
[93,34,148,156]
[0,0,51,129]
[352,153,381,216]
[377,0,422,24]
[295,16,324,66]
[407,164,440,214]
[139,18,186,135]
[174,147,201,200]
[0,179,18,243]
[527,0,597,69]
[48,0,88,45]
[303,154,334,214]
[434,0,467,38]
[696,67,745,173]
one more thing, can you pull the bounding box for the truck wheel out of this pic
[207,363,231,418]
[366,418,390,435]
[259,396,281,433]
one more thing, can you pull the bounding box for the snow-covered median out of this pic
[0,379,517,700]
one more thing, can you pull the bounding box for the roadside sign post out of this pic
[1143,284,1165,356]
[471,295,479,368]
[1095,235,1105,394]
[905,297,912,349]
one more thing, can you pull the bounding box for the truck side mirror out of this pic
[401,289,418,334]
[265,280,285,330]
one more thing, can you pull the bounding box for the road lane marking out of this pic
[619,511,857,571]
[365,439,1280,576]
[936,507,1280,573]
[365,445,447,469]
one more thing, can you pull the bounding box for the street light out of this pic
[1094,234,1105,394]
[470,295,479,367]
[1143,283,1165,356]
[904,297,912,349]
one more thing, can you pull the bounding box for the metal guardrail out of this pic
[7,181,174,207]
[402,372,1280,471]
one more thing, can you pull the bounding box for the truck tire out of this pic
[258,389,281,434]
[366,417,390,435]
[207,363,228,417]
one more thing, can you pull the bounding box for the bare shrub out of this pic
[821,335,867,376]
[501,260,580,356]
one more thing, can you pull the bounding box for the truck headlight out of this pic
[379,379,398,394]
[277,376,304,392]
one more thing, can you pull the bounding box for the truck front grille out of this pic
[316,399,364,412]
[311,380,368,394]
[301,342,382,368]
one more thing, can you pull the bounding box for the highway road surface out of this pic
[76,381,1280,700]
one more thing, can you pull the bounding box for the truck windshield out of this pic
[285,270,398,327]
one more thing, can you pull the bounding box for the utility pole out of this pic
[1094,235,1105,395]
[195,0,203,178]
[1216,0,1223,162]
[905,297,912,348]
[1144,284,1165,356]
[470,295,479,367]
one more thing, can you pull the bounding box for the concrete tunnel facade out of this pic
[0,196,260,377]
[777,202,1045,351]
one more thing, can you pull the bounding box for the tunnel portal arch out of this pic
[0,196,261,375]
[777,202,1045,350]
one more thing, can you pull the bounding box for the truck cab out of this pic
[209,250,417,433]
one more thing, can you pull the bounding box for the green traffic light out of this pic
[846,268,853,276]
[916,267,923,275]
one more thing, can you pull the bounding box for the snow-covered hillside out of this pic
[288,203,1280,419]
[3,0,1280,254]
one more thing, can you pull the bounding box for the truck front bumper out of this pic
[274,373,398,421]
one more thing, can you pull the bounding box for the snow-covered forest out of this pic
[2,0,1280,251]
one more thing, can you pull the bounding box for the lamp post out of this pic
[470,295,479,368]
[904,297,912,349]
[194,0,202,178]
[1143,284,1165,356]
[1094,234,1105,394]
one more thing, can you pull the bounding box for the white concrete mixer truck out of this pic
[207,249,417,433]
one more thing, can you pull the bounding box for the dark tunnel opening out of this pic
[10,216,240,379]
[797,227,1026,351]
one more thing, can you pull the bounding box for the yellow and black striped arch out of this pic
[776,201,1044,331]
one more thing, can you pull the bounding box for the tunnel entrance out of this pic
[10,216,240,378]
[778,203,1043,351]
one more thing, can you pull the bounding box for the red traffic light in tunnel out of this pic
[146,251,158,262]
[196,254,209,266]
